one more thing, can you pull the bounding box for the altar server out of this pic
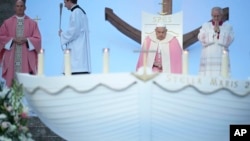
[59,0,91,75]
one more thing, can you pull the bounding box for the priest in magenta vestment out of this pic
[0,0,41,87]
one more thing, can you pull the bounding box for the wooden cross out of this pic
[159,0,172,15]
[33,16,41,23]
[105,0,229,49]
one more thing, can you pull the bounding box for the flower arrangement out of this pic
[0,80,34,141]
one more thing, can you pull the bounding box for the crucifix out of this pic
[105,0,229,49]
[33,15,41,23]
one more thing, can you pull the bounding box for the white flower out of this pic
[0,80,34,140]
[6,106,13,112]
[1,121,10,129]
[0,136,12,141]
[0,114,7,119]
[19,125,28,132]
[8,124,17,132]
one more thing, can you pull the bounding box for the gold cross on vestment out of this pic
[33,16,41,23]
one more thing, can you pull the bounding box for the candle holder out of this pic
[64,49,71,76]
[103,48,110,73]
[37,49,44,76]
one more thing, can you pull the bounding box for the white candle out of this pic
[221,50,229,78]
[64,49,71,76]
[103,48,109,73]
[37,49,44,76]
[182,50,189,74]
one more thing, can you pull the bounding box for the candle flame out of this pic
[65,49,71,54]
[103,48,109,53]
[40,49,44,54]
[223,50,228,54]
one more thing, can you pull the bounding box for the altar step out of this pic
[28,117,66,141]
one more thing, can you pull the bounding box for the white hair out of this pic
[211,7,223,15]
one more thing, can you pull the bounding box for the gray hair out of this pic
[211,7,223,15]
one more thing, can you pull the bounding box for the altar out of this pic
[16,72,250,141]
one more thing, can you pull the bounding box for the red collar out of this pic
[212,21,223,26]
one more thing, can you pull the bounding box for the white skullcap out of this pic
[156,22,166,28]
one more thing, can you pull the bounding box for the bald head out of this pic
[16,0,26,5]
[15,0,26,17]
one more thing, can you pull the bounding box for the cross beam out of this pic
[160,0,172,15]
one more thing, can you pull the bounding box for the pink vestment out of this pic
[0,15,41,87]
[136,33,182,74]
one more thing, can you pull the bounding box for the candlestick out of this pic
[103,48,109,73]
[64,49,71,76]
[221,50,229,78]
[37,49,44,76]
[182,50,189,74]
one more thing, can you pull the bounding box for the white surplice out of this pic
[60,5,91,73]
[198,21,234,77]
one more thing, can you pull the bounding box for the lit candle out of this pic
[64,49,71,76]
[103,48,109,73]
[37,49,44,76]
[221,50,229,78]
[182,50,189,74]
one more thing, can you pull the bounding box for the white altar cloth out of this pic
[16,73,250,141]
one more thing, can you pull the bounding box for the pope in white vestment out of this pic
[59,3,91,74]
[198,7,234,77]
